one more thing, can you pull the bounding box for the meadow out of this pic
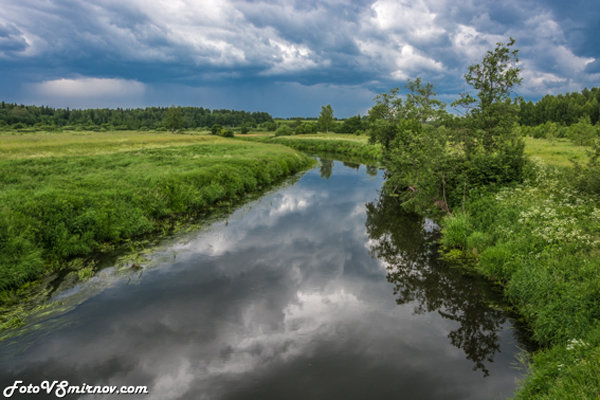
[441,137,600,399]
[0,131,313,302]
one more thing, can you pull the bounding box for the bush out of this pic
[210,124,222,135]
[259,121,277,132]
[274,125,293,136]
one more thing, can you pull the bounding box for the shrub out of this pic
[210,124,222,135]
[274,124,293,136]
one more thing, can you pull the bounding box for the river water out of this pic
[1,159,529,399]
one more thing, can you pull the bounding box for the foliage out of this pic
[263,134,382,161]
[294,121,318,134]
[210,124,222,135]
[258,121,277,131]
[318,104,334,133]
[240,123,251,134]
[0,102,273,131]
[163,105,183,133]
[368,78,455,215]
[338,115,364,134]
[0,133,313,293]
[368,40,526,215]
[519,87,600,126]
[453,37,522,153]
[521,117,599,147]
[274,124,293,136]
[573,134,600,195]
[440,164,600,398]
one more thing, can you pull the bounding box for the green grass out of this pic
[0,130,214,159]
[440,164,600,399]
[0,131,313,295]
[523,137,589,167]
[243,133,382,161]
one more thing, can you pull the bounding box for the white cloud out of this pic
[35,77,145,98]
[370,0,445,41]
[452,24,504,62]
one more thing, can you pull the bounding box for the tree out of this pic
[453,37,522,152]
[368,78,447,150]
[164,105,183,133]
[211,123,222,135]
[340,115,363,134]
[368,40,527,216]
[368,78,453,214]
[318,104,334,133]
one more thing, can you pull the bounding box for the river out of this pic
[0,159,529,399]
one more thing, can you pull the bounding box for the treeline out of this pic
[520,87,600,126]
[0,102,273,130]
[274,115,366,135]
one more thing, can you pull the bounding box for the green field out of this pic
[523,137,589,167]
[0,131,313,301]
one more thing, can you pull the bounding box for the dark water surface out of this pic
[1,160,528,399]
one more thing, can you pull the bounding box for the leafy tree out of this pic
[369,39,527,216]
[295,122,317,134]
[453,37,522,152]
[318,104,334,133]
[340,115,363,133]
[163,106,183,133]
[211,124,222,135]
[368,78,453,214]
[368,79,446,151]
[452,38,526,190]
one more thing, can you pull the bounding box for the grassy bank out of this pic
[0,131,313,303]
[243,133,383,161]
[440,138,600,398]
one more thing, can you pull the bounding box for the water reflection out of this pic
[319,158,333,179]
[0,160,525,400]
[366,194,507,376]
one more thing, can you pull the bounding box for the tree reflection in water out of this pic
[365,195,506,376]
[319,159,333,180]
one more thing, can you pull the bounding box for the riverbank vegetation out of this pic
[246,133,382,161]
[0,132,313,307]
[365,38,600,398]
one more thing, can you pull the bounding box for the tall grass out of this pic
[440,162,600,398]
[0,133,313,293]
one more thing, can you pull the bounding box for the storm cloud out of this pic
[1,0,598,116]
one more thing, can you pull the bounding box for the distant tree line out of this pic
[0,102,273,130]
[519,87,600,126]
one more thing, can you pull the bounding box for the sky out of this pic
[0,0,599,117]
